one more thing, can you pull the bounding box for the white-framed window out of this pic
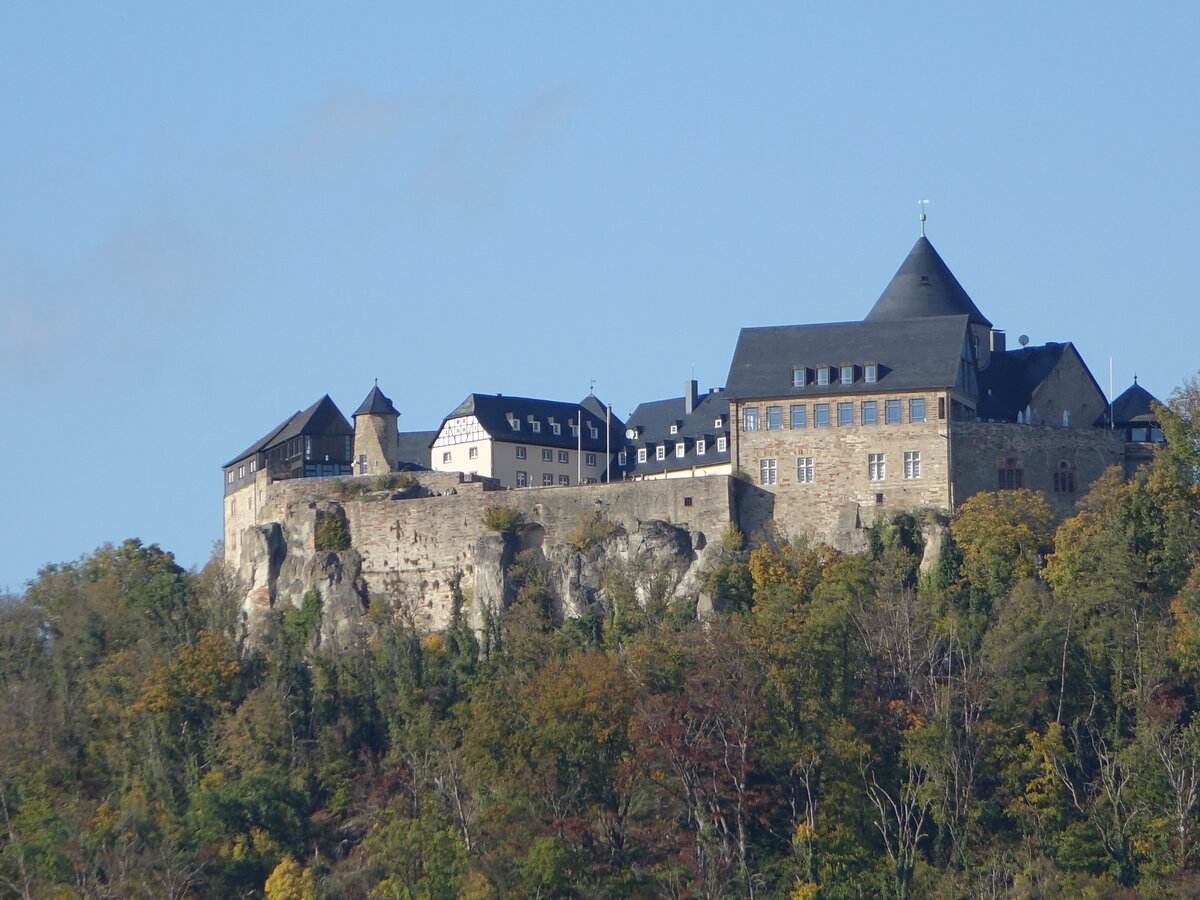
[714,417,723,428]
[559,474,570,486]
[468,446,478,459]
[868,452,886,481]
[696,439,707,455]
[509,418,520,431]
[249,459,257,473]
[558,450,569,464]
[238,464,246,478]
[797,457,814,482]
[904,450,921,479]
[442,451,452,464]
[637,448,647,463]
[759,458,777,484]
[542,449,553,461]
[840,365,854,385]
[543,473,554,485]
[675,442,685,458]
[589,425,598,439]
[585,452,597,466]
[227,470,235,484]
[532,420,541,433]
[551,422,561,435]
[743,407,760,431]
[670,424,678,434]
[817,366,831,386]
[570,423,579,437]
[909,398,926,423]
[516,471,528,487]
[717,436,728,452]
[864,363,878,383]
[516,446,527,459]
[656,445,666,460]
[793,367,807,387]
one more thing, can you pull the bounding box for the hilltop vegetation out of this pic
[4,381,1200,899]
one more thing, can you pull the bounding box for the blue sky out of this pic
[3,3,1198,591]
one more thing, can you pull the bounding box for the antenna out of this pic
[918,199,930,237]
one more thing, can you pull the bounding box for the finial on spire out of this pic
[374,377,378,386]
[1134,373,1138,384]
[589,378,596,396]
[918,199,930,237]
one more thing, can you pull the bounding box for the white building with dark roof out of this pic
[623,381,732,480]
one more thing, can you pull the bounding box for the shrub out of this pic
[315,511,350,551]
[567,510,622,550]
[482,505,524,534]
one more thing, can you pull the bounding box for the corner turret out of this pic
[352,384,401,475]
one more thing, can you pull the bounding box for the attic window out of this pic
[792,367,807,387]
[840,365,854,385]
[531,420,541,433]
[588,424,598,439]
[669,424,678,434]
[509,417,520,431]
[552,423,561,436]
[816,366,830,386]
[714,417,723,428]
[864,364,878,384]
[919,275,930,284]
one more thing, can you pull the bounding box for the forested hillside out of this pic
[6,383,1200,899]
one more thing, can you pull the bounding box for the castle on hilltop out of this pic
[223,236,1161,559]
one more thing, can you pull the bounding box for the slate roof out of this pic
[440,394,620,451]
[864,237,992,327]
[354,385,399,417]
[725,315,975,400]
[1106,380,1160,426]
[224,395,353,468]
[395,431,437,470]
[624,390,730,478]
[976,344,1067,421]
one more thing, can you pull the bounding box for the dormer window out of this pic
[656,445,666,461]
[840,365,854,385]
[637,447,647,463]
[509,417,520,431]
[714,417,723,428]
[864,363,878,384]
[570,422,579,437]
[675,442,685,458]
[696,439,707,455]
[793,367,808,387]
[669,424,678,434]
[531,420,541,433]
[816,366,830,386]
[588,424,598,439]
[552,422,561,436]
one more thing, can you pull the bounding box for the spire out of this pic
[354,385,399,417]
[864,237,992,327]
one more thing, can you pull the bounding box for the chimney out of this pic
[991,330,1006,353]
[684,379,699,415]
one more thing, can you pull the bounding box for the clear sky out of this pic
[3,3,1198,591]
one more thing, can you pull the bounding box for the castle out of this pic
[222,235,1161,626]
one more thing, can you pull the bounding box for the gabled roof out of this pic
[396,430,437,470]
[580,393,627,434]
[625,390,730,477]
[864,237,992,327]
[224,395,352,468]
[976,344,1066,420]
[1106,380,1160,426]
[725,315,975,400]
[439,393,619,451]
[354,385,399,417]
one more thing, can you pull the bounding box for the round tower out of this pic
[352,384,401,475]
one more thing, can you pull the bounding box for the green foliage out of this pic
[565,509,622,549]
[481,504,524,534]
[314,510,350,551]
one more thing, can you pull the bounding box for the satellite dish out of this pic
[1018,335,1030,347]
[625,428,637,439]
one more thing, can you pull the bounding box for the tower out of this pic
[352,384,401,475]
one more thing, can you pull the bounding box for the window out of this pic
[759,458,777,484]
[238,464,246,478]
[516,471,528,487]
[714,417,723,428]
[904,450,921,479]
[589,425,598,439]
[767,405,783,430]
[231,498,236,514]
[675,442,685,458]
[743,407,760,431]
[542,449,553,462]
[797,457,814,482]
[570,423,579,437]
[909,398,926,423]
[357,454,367,475]
[637,448,647,463]
[885,399,902,424]
[669,424,678,434]
[717,436,728,452]
[618,451,627,466]
[790,404,806,428]
[250,459,257,473]
[696,439,707,455]
[1062,410,1070,426]
[938,397,946,419]
[837,401,853,426]
[442,451,452,464]
[656,445,666,460]
[510,418,520,431]
[813,403,830,428]
[468,446,478,459]
[585,452,597,466]
[793,368,807,387]
[861,400,878,425]
[868,452,886,481]
[531,420,541,433]
[558,450,569,464]
[864,364,878,384]
[227,471,235,484]
[543,473,554,485]
[840,365,854,385]
[817,366,830,386]
[1054,461,1075,493]
[683,496,693,507]
[559,475,570,486]
[997,458,1024,490]
[516,446,527,459]
[551,422,561,436]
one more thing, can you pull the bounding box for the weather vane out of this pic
[918,199,930,237]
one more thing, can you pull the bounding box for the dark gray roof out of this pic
[1106,380,1160,426]
[624,390,730,477]
[725,315,975,400]
[580,393,627,434]
[224,395,353,468]
[396,430,436,470]
[976,344,1066,420]
[440,393,620,451]
[864,237,992,327]
[354,385,399,417]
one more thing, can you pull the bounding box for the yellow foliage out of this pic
[789,881,821,900]
[264,856,318,900]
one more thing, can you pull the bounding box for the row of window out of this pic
[757,450,922,485]
[507,416,599,440]
[667,417,723,435]
[512,472,601,487]
[226,458,261,484]
[744,398,929,431]
[441,447,599,467]
[636,435,729,464]
[793,363,878,388]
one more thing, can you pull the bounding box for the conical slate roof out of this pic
[354,385,399,417]
[1109,380,1159,425]
[864,237,992,327]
